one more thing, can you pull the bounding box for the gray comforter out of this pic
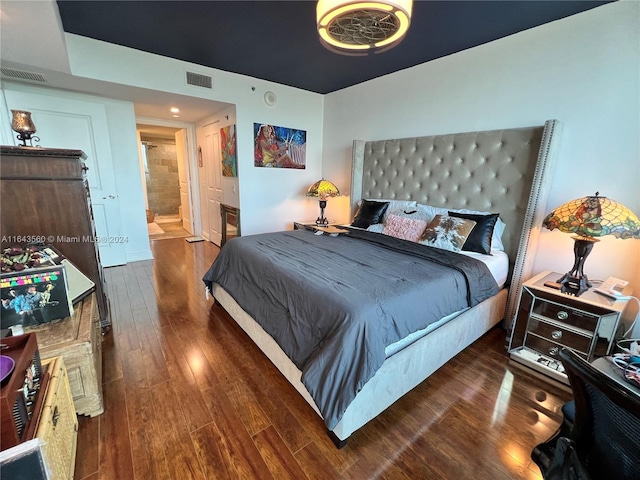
[203,229,499,429]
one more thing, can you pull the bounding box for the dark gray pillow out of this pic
[352,200,390,229]
[448,211,499,255]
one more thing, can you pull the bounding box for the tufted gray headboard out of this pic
[350,120,563,328]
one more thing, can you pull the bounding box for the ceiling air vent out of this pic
[0,67,47,83]
[185,71,213,89]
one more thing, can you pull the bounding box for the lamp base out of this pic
[15,133,40,147]
[557,237,596,296]
[315,199,328,226]
[557,273,591,296]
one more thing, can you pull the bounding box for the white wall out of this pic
[323,2,640,300]
[0,82,152,263]
[65,34,325,235]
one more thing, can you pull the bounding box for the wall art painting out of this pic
[220,125,237,177]
[254,123,306,169]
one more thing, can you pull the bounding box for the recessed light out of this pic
[172,114,180,118]
[170,107,180,113]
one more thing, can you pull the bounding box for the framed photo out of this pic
[254,123,306,169]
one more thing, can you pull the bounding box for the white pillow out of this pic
[491,219,506,251]
[413,203,442,224]
[366,223,385,233]
[364,199,417,222]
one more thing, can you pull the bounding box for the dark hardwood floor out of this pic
[75,238,571,479]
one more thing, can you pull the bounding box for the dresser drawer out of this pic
[525,335,588,361]
[37,357,78,480]
[527,318,592,354]
[532,298,599,331]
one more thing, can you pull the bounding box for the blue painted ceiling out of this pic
[56,1,611,94]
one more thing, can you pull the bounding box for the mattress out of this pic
[461,249,509,288]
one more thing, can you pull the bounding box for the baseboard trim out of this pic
[125,249,153,263]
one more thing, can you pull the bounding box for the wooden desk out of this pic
[592,356,640,397]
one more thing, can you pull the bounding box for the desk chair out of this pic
[532,348,640,480]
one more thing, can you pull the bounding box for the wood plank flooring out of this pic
[75,238,571,479]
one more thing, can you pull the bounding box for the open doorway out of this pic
[137,124,193,241]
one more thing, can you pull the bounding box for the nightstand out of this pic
[293,221,348,234]
[508,270,633,384]
[294,220,328,230]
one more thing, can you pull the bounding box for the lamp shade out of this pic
[317,0,412,53]
[11,110,37,135]
[542,193,640,295]
[543,193,640,240]
[10,110,39,147]
[306,179,340,200]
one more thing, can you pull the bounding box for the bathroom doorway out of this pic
[138,124,193,241]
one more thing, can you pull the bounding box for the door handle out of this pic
[52,406,60,427]
[102,194,118,200]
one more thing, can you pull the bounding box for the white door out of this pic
[202,123,222,245]
[175,130,192,233]
[3,89,127,266]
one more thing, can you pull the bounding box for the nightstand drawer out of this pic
[527,318,592,353]
[525,335,588,361]
[532,298,599,331]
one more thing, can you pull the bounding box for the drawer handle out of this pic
[551,330,563,340]
[52,406,60,427]
[557,311,569,321]
[549,347,560,356]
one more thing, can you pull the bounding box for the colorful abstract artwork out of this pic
[220,125,237,177]
[254,123,306,169]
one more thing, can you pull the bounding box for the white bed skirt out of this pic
[211,284,507,442]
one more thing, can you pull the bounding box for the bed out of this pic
[203,120,562,446]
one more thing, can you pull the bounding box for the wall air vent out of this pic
[0,68,47,83]
[185,71,213,89]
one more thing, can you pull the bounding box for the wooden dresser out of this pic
[0,145,110,328]
[26,294,104,417]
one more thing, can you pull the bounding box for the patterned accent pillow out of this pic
[382,213,428,242]
[419,215,477,252]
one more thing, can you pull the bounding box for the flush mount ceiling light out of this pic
[317,0,412,54]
